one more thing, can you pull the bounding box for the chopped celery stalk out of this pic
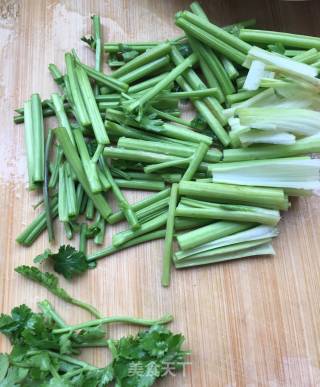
[144,157,191,174]
[16,197,59,246]
[75,65,109,145]
[162,184,179,287]
[73,128,102,193]
[239,130,296,146]
[136,198,169,223]
[65,163,77,218]
[48,63,64,84]
[23,100,35,189]
[112,211,168,247]
[226,90,260,105]
[108,188,170,224]
[54,127,112,219]
[181,143,209,181]
[178,181,289,210]
[127,53,198,113]
[175,241,274,268]
[99,156,140,230]
[222,135,320,163]
[243,60,268,91]
[31,93,45,183]
[43,130,55,242]
[174,217,211,231]
[178,11,251,54]
[220,56,239,80]
[175,224,278,261]
[177,199,280,226]
[175,17,246,65]
[188,35,235,96]
[49,146,63,188]
[128,72,169,93]
[119,56,171,84]
[111,42,172,78]
[210,157,320,190]
[65,53,90,126]
[114,179,166,191]
[118,137,221,163]
[240,28,320,50]
[58,164,69,222]
[51,93,74,144]
[244,46,320,86]
[177,220,254,251]
[80,62,129,92]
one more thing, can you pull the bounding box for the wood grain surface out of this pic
[1,1,320,385]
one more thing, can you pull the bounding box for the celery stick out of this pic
[65,163,77,218]
[75,65,109,145]
[48,63,64,85]
[43,130,55,241]
[175,17,246,65]
[144,157,191,174]
[111,42,172,78]
[80,62,129,92]
[178,181,289,210]
[49,146,63,188]
[127,53,198,113]
[162,184,179,287]
[220,56,239,80]
[176,200,280,226]
[128,72,169,93]
[240,28,320,50]
[65,53,90,126]
[226,90,260,105]
[16,197,59,246]
[79,223,88,254]
[136,198,169,223]
[31,93,45,183]
[114,179,166,191]
[73,128,102,193]
[119,56,170,84]
[99,156,140,230]
[86,198,95,220]
[182,142,209,181]
[54,127,112,219]
[174,217,211,231]
[51,93,74,144]
[175,241,274,268]
[180,11,251,54]
[58,164,69,222]
[23,100,35,189]
[112,211,168,247]
[177,220,253,250]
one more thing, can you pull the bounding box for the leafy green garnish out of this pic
[34,245,89,279]
[15,266,101,318]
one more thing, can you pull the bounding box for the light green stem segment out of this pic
[117,137,221,163]
[162,184,179,287]
[65,52,90,126]
[108,188,170,224]
[111,42,172,78]
[180,10,251,54]
[114,179,166,191]
[175,16,246,65]
[222,135,320,162]
[112,211,168,247]
[73,128,102,193]
[88,229,166,261]
[99,156,140,230]
[23,100,35,189]
[176,198,280,226]
[239,28,320,50]
[177,221,254,251]
[182,142,209,181]
[75,65,109,145]
[31,93,45,183]
[127,53,198,112]
[51,93,74,144]
[54,127,112,219]
[53,314,173,334]
[178,181,289,210]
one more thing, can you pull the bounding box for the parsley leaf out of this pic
[34,245,89,279]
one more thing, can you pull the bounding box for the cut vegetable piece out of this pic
[210,157,320,190]
[31,93,45,183]
[177,220,253,251]
[178,181,289,210]
[23,100,35,189]
[162,184,179,287]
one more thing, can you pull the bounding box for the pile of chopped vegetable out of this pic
[0,267,189,386]
[14,2,320,288]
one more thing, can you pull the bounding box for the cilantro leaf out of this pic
[33,245,89,279]
[15,266,73,303]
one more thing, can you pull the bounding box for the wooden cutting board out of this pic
[1,1,320,385]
